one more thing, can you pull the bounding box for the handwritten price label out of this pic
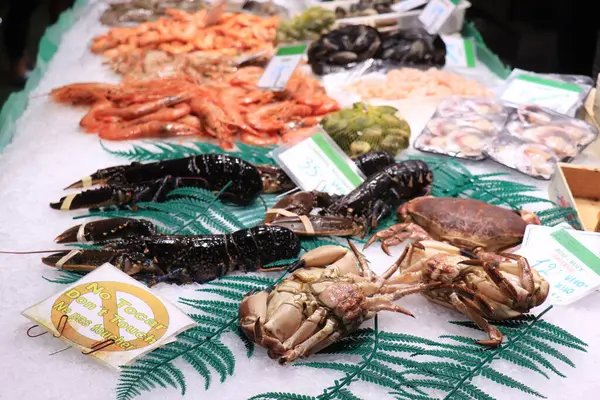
[516,226,600,305]
[257,44,308,91]
[441,35,476,68]
[271,129,365,196]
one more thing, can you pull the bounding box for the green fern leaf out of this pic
[389,391,434,400]
[407,378,455,391]
[333,388,362,400]
[189,313,230,326]
[479,367,545,398]
[497,349,549,379]
[233,325,255,357]
[205,280,266,293]
[458,382,496,400]
[365,360,408,386]
[513,342,566,378]
[42,271,85,285]
[297,362,356,374]
[535,207,580,227]
[529,327,588,352]
[521,337,576,367]
[206,340,236,375]
[378,342,427,355]
[249,393,316,400]
[379,331,442,347]
[356,368,400,389]
[535,321,588,347]
[178,299,239,315]
[182,352,212,389]
[197,287,247,301]
[117,362,185,400]
[409,349,484,365]
[195,346,229,382]
[217,275,276,286]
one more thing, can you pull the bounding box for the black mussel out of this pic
[308,25,381,75]
[377,28,446,67]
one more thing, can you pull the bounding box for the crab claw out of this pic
[55,218,158,244]
[50,187,123,211]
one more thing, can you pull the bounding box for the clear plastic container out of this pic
[305,0,471,35]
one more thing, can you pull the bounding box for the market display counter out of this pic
[0,2,599,400]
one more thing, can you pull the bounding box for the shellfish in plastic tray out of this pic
[484,137,560,180]
[505,105,598,159]
[436,96,510,120]
[415,124,493,160]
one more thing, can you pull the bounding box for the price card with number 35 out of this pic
[271,129,366,196]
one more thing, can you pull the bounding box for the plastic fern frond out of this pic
[250,393,316,400]
[42,271,85,285]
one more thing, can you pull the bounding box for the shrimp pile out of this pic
[91,9,279,58]
[346,68,492,100]
[50,68,339,147]
[107,49,272,84]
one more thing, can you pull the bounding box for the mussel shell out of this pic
[377,28,446,67]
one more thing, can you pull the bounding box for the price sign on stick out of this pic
[257,44,308,91]
[418,0,459,35]
[271,129,365,196]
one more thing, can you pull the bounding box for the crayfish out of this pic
[265,160,432,238]
[43,218,300,285]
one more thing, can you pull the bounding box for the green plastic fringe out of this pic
[0,0,90,151]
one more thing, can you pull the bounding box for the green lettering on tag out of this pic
[311,132,363,187]
[550,229,600,275]
[516,74,582,93]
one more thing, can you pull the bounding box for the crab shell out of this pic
[399,197,529,252]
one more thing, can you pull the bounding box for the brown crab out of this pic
[364,196,541,256]
[388,240,549,346]
[238,243,439,364]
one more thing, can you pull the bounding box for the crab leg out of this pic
[280,318,338,364]
[498,253,535,294]
[348,240,374,280]
[363,223,432,256]
[282,307,327,350]
[305,330,344,356]
[447,292,503,347]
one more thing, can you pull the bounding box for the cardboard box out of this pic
[548,163,600,232]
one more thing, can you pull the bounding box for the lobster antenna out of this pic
[0,249,67,254]
[258,195,268,211]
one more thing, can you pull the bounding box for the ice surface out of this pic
[0,2,599,399]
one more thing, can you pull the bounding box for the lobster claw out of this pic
[55,218,159,244]
[63,165,133,189]
[265,215,363,237]
[42,249,157,276]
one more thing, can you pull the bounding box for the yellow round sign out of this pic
[51,281,169,352]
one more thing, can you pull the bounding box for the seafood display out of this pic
[265,160,432,237]
[233,1,290,18]
[91,10,279,58]
[346,68,492,100]
[50,68,339,145]
[45,219,300,285]
[321,103,411,156]
[275,6,336,43]
[239,243,439,363]
[414,97,508,160]
[388,240,549,346]
[51,154,264,210]
[308,25,382,75]
[107,49,272,83]
[365,196,541,255]
[377,28,446,67]
[100,0,207,26]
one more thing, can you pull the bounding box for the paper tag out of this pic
[22,263,197,370]
[257,44,308,91]
[516,226,600,305]
[392,0,429,13]
[418,0,459,35]
[271,129,365,195]
[441,35,476,67]
[500,74,584,115]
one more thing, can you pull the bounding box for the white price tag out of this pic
[516,226,600,305]
[418,0,458,35]
[441,35,476,67]
[391,0,429,13]
[500,74,584,115]
[271,129,365,196]
[257,44,308,91]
